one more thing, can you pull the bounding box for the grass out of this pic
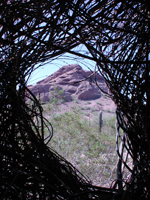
[42,86,117,187]
[42,101,118,187]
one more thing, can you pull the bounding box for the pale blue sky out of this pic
[27,49,96,86]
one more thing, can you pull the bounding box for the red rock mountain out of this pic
[28,64,108,102]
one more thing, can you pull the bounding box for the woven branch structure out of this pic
[0,0,150,199]
[81,1,150,198]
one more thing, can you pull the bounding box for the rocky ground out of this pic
[55,95,116,115]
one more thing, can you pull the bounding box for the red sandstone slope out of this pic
[28,64,108,102]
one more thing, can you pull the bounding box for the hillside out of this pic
[28,64,109,102]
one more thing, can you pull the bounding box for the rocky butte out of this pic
[28,64,109,102]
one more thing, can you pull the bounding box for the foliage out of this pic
[48,85,66,112]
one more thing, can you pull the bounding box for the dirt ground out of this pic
[57,95,116,115]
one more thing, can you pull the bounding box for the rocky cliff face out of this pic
[28,64,108,102]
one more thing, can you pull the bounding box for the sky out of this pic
[26,50,96,86]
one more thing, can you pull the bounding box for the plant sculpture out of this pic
[0,0,149,199]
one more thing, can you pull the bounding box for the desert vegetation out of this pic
[42,86,117,187]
